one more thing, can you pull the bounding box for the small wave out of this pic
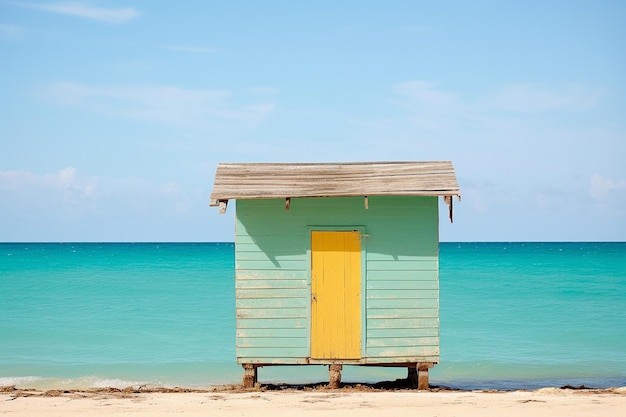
[91,378,149,389]
[0,376,150,390]
[0,376,43,387]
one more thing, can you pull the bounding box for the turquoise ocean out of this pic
[1,242,625,390]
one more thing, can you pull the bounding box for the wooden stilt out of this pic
[417,363,433,390]
[242,364,258,388]
[328,364,342,389]
[407,365,418,388]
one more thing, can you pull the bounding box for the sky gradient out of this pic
[1,1,625,242]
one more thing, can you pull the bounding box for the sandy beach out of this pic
[2,386,625,417]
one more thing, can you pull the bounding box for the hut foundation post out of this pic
[242,364,258,388]
[412,362,433,390]
[328,364,342,388]
[407,365,418,388]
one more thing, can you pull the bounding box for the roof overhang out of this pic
[210,161,461,221]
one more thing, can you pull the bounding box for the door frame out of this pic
[307,226,367,360]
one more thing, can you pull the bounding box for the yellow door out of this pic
[311,230,361,359]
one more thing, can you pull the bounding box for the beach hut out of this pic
[210,161,460,389]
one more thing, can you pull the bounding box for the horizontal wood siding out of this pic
[235,196,439,364]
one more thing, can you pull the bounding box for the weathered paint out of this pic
[234,196,440,365]
[311,230,361,359]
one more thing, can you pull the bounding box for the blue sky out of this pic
[1,1,624,242]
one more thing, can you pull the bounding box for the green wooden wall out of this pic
[235,196,440,364]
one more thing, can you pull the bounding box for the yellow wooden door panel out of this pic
[311,231,361,359]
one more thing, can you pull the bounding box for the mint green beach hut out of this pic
[210,161,460,389]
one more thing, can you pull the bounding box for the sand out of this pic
[2,386,625,417]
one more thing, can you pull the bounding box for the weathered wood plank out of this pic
[237,307,307,319]
[236,219,309,236]
[367,308,438,319]
[365,346,440,358]
[366,253,438,262]
[360,356,440,364]
[367,259,437,271]
[366,298,438,309]
[236,347,309,358]
[367,328,439,338]
[236,288,307,299]
[366,337,439,348]
[236,270,308,280]
[367,221,439,237]
[366,318,439,329]
[211,162,460,201]
[236,279,307,289]
[237,337,307,349]
[236,297,308,309]
[236,259,307,270]
[366,242,438,257]
[367,289,438,299]
[366,270,437,280]
[238,195,437,210]
[236,357,310,365]
[367,280,439,290]
[236,250,307,262]
[237,318,308,329]
[234,234,304,246]
[235,242,301,258]
[237,328,308,338]
[236,203,439,219]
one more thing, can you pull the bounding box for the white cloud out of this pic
[0,167,211,240]
[392,81,604,122]
[379,80,622,227]
[0,167,96,197]
[0,168,199,216]
[386,80,608,140]
[56,166,76,186]
[41,82,276,130]
[12,1,140,23]
[590,174,626,201]
[0,169,37,188]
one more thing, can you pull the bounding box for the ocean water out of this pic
[1,242,624,390]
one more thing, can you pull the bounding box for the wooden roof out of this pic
[210,161,460,205]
